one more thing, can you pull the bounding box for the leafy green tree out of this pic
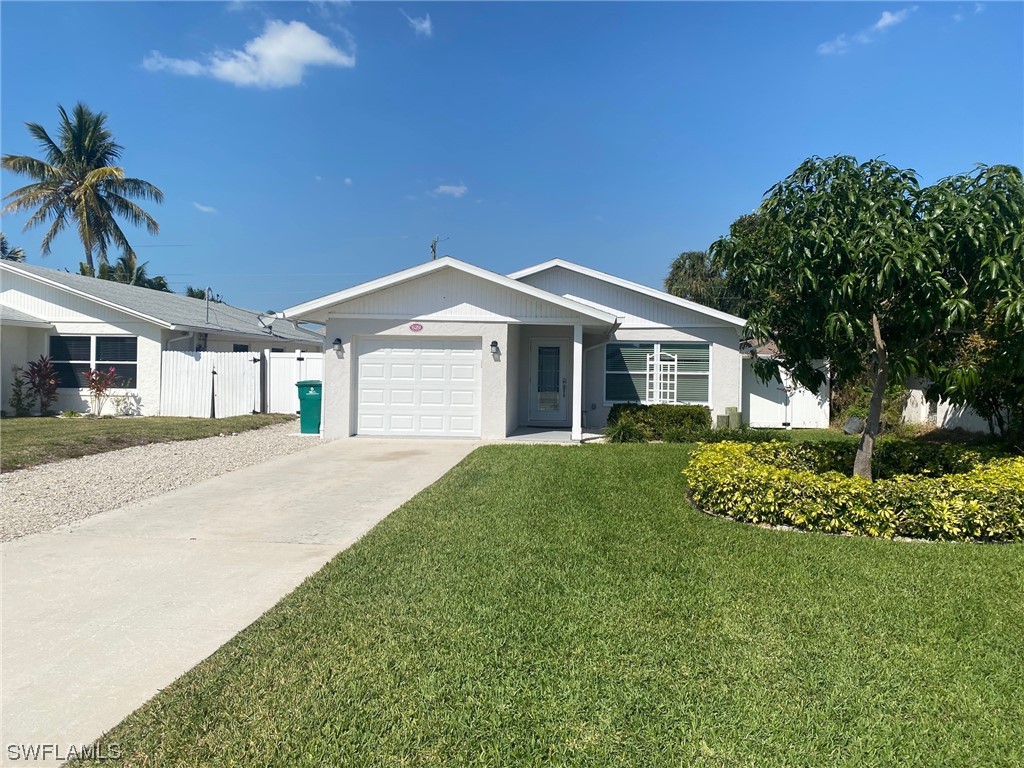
[1,103,163,273]
[0,232,26,262]
[921,165,1024,441]
[711,156,1023,480]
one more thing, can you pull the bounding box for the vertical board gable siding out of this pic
[328,268,583,322]
[517,267,732,329]
[1,272,151,326]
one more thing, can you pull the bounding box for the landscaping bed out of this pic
[688,440,1024,542]
[0,413,296,472]
[71,444,1024,767]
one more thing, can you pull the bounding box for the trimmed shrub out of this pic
[603,414,653,443]
[606,403,711,442]
[687,441,1024,542]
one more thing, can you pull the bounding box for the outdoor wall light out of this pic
[332,338,343,352]
[490,340,499,355]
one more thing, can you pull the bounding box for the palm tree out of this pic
[0,232,26,262]
[81,252,172,292]
[1,103,163,273]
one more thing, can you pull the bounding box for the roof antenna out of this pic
[430,235,449,261]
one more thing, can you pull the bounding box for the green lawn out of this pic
[77,444,1022,767]
[0,413,295,471]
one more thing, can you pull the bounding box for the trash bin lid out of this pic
[296,380,322,387]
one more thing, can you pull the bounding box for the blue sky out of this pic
[2,1,1022,311]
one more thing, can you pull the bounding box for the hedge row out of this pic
[687,441,1024,542]
[746,440,1002,481]
[605,404,711,442]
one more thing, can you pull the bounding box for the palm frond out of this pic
[22,198,68,231]
[1,154,60,182]
[24,122,65,166]
[105,177,165,204]
[39,211,70,256]
[1,181,63,215]
[104,193,160,235]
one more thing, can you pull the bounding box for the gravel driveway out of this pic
[0,422,320,542]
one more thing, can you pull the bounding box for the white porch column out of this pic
[571,324,583,441]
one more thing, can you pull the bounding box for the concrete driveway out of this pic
[1,437,478,767]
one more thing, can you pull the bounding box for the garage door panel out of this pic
[451,390,475,406]
[391,364,416,379]
[389,389,415,405]
[357,337,482,437]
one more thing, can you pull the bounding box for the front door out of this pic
[528,339,568,423]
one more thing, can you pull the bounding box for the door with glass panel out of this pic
[528,339,568,423]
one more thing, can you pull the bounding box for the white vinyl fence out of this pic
[159,349,325,418]
[160,351,262,418]
[265,350,324,414]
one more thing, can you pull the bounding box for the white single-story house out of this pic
[1,261,323,415]
[280,256,830,440]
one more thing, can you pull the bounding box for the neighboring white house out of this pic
[280,257,830,440]
[1,261,323,415]
[902,378,992,433]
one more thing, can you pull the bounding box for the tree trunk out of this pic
[853,313,888,481]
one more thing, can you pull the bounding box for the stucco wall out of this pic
[1,326,44,413]
[322,318,511,439]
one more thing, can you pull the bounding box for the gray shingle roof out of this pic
[0,304,51,326]
[1,262,322,343]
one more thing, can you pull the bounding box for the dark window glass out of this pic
[233,344,250,353]
[53,362,91,388]
[109,364,137,388]
[50,336,90,361]
[96,336,137,362]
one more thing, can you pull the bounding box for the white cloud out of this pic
[817,6,917,55]
[401,10,433,38]
[872,8,913,31]
[433,183,467,198]
[315,175,323,182]
[344,177,353,185]
[193,202,217,214]
[143,20,355,89]
[975,2,985,13]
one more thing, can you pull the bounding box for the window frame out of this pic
[49,334,139,391]
[603,341,712,407]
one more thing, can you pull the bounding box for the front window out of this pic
[604,342,710,405]
[49,335,138,389]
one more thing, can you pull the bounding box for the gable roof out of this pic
[280,256,620,325]
[508,259,747,328]
[0,261,322,343]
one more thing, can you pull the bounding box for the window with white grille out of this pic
[605,342,709,405]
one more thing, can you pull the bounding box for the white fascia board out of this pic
[508,258,747,328]
[0,263,174,329]
[281,256,619,326]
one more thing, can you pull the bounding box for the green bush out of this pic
[606,403,711,442]
[744,440,1000,480]
[603,414,653,443]
[687,441,1024,542]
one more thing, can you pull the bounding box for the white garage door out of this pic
[356,337,482,437]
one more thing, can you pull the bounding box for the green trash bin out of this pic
[296,380,322,435]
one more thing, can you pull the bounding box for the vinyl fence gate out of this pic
[159,349,325,418]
